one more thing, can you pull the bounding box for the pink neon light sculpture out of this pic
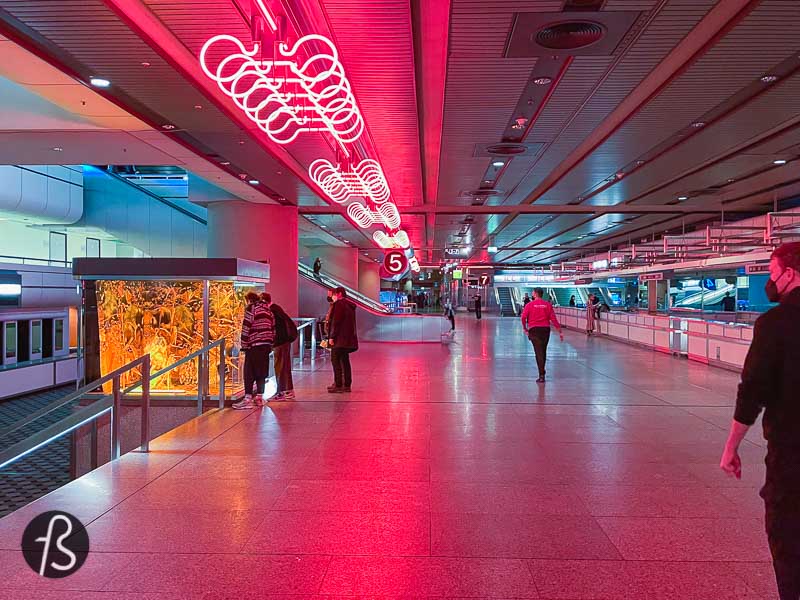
[200,34,364,145]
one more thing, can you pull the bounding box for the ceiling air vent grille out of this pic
[535,22,604,50]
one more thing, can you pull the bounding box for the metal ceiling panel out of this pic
[322,0,423,209]
[541,1,800,207]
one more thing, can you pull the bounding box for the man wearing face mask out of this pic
[720,242,800,600]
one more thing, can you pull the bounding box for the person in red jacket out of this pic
[520,287,564,383]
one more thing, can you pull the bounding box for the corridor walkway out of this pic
[0,316,775,598]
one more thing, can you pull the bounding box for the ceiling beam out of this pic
[299,204,757,216]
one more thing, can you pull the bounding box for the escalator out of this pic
[496,287,516,316]
[550,287,578,307]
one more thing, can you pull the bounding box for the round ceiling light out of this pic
[691,121,706,128]
[773,159,787,165]
[535,21,605,50]
[89,77,111,88]
[532,76,553,85]
[761,75,779,83]
[162,124,176,130]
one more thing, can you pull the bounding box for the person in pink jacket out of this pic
[520,288,564,383]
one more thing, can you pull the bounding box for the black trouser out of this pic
[448,315,455,331]
[331,348,354,388]
[528,327,551,378]
[475,304,482,319]
[243,344,271,396]
[273,342,293,393]
[762,445,800,600]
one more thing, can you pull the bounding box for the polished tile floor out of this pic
[0,315,776,598]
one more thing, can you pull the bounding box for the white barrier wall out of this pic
[554,307,753,371]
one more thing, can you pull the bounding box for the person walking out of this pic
[313,257,322,277]
[234,291,275,409]
[474,293,482,320]
[443,300,455,331]
[263,293,298,401]
[720,242,800,600]
[522,293,531,307]
[327,287,358,393]
[586,293,597,335]
[520,287,564,383]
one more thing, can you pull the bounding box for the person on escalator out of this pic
[523,293,531,307]
[313,257,322,277]
[569,295,576,307]
[327,287,358,393]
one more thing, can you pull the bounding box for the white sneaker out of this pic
[270,392,285,402]
[283,390,295,401]
[253,394,264,407]
[232,395,255,410]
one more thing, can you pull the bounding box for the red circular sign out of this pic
[383,250,408,276]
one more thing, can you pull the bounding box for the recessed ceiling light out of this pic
[162,124,175,130]
[194,104,203,110]
[248,179,259,184]
[677,195,688,200]
[773,159,787,165]
[727,178,735,183]
[141,62,151,68]
[220,161,230,166]
[761,75,779,83]
[52,147,63,152]
[532,77,552,85]
[492,160,505,167]
[691,121,706,128]
[320,224,327,228]
[89,77,111,88]
[636,160,645,166]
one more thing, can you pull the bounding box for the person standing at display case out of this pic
[262,293,298,402]
[234,292,275,409]
[521,287,564,383]
[569,295,576,307]
[720,242,800,600]
[474,293,482,320]
[327,287,358,393]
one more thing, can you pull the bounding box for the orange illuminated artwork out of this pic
[95,280,257,394]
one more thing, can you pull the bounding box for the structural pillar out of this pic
[207,202,299,315]
[358,260,381,301]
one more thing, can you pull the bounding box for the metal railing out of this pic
[0,355,151,471]
[0,254,72,268]
[123,339,226,417]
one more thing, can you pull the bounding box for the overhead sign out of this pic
[452,269,463,280]
[745,263,771,275]
[479,274,491,286]
[444,247,469,257]
[607,277,626,284]
[639,272,664,282]
[382,250,408,277]
[574,278,593,285]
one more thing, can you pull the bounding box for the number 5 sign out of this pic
[383,250,408,276]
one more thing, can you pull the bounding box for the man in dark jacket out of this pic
[720,242,800,599]
[327,286,358,393]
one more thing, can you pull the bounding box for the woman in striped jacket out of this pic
[233,292,275,409]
